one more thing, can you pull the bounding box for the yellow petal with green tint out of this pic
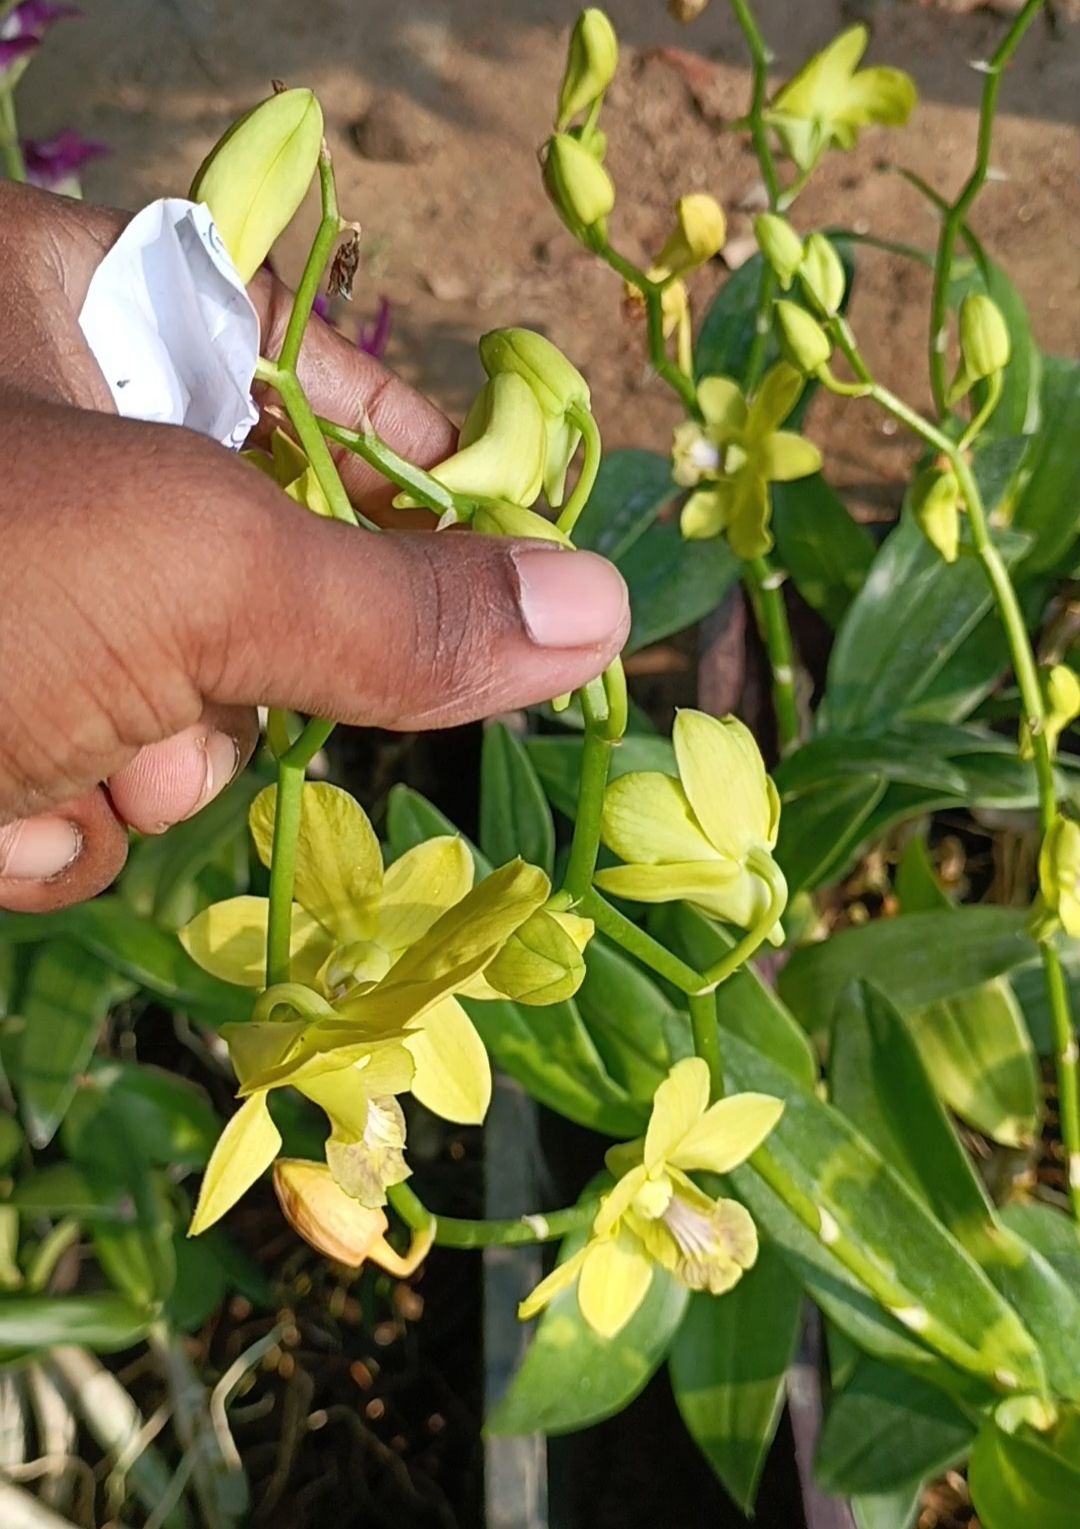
[592,860,744,913]
[381,860,550,989]
[377,837,474,954]
[189,1091,280,1235]
[481,909,591,1006]
[518,1245,588,1323]
[601,771,717,867]
[403,997,491,1124]
[837,65,916,130]
[250,783,382,941]
[644,1057,710,1172]
[668,1092,784,1174]
[674,710,774,857]
[746,363,804,438]
[760,431,822,483]
[190,89,324,282]
[726,475,773,562]
[577,1229,654,1338]
[772,25,869,120]
[180,896,334,988]
[593,1163,648,1238]
[681,485,733,542]
[697,376,748,435]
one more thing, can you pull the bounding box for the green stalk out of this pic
[701,855,787,986]
[265,761,304,987]
[728,0,781,394]
[557,403,602,535]
[743,556,800,752]
[389,1182,596,1249]
[279,151,341,374]
[0,87,25,182]
[318,414,459,517]
[688,991,723,1097]
[927,0,1045,417]
[598,241,699,412]
[579,889,708,996]
[255,361,369,528]
[828,316,1080,1221]
[560,725,614,904]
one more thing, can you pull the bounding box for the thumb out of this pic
[200,508,630,729]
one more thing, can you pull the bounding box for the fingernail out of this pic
[0,817,82,881]
[513,548,629,649]
[183,731,241,821]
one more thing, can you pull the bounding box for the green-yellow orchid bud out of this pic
[556,8,618,130]
[653,194,726,280]
[479,327,590,421]
[472,502,573,544]
[1038,815,1080,938]
[479,328,591,507]
[948,293,1011,404]
[396,374,547,511]
[543,132,615,249]
[774,300,831,374]
[754,213,804,291]
[190,89,324,282]
[912,466,961,565]
[244,429,332,518]
[480,909,592,1006]
[799,232,846,317]
[1022,664,1080,760]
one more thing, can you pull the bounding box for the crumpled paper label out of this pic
[78,198,260,449]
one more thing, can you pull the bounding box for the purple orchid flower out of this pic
[1,3,79,75]
[21,128,109,190]
[359,298,392,359]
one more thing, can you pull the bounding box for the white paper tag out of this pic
[78,198,260,450]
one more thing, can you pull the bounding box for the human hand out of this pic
[0,182,629,913]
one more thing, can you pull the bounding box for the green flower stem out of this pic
[265,760,304,987]
[252,983,336,1025]
[688,990,723,1097]
[282,715,336,771]
[317,415,459,518]
[557,403,602,535]
[743,266,776,398]
[743,556,800,752]
[958,370,1004,452]
[254,360,369,529]
[561,725,615,905]
[728,0,781,207]
[701,855,787,987]
[0,86,25,182]
[927,0,1045,418]
[579,889,708,996]
[601,657,629,741]
[279,150,341,375]
[388,1181,596,1248]
[598,241,699,413]
[828,329,1080,1221]
[748,1147,1027,1391]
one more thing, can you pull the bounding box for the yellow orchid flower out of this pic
[182,783,553,1230]
[764,25,916,173]
[674,364,821,560]
[594,709,787,942]
[244,429,332,517]
[273,1159,435,1273]
[519,1058,782,1337]
[1037,816,1080,940]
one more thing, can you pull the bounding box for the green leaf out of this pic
[487,1206,688,1435]
[11,1162,129,1220]
[724,1030,1045,1395]
[771,475,875,628]
[816,1356,973,1495]
[851,1481,924,1529]
[894,835,951,914]
[823,513,1029,731]
[570,448,676,562]
[778,907,1036,1036]
[463,994,645,1136]
[905,981,1040,1148]
[0,1292,151,1360]
[969,1422,1080,1529]
[649,903,817,1089]
[948,254,1041,439]
[63,1060,220,1170]
[774,735,967,798]
[166,1230,230,1332]
[525,734,676,821]
[0,901,250,1027]
[775,774,886,895]
[999,1203,1080,1289]
[575,935,690,1097]
[91,1175,176,1309]
[480,723,555,876]
[0,1113,22,1172]
[669,1243,802,1513]
[1012,356,1080,575]
[16,942,129,1147]
[620,520,740,654]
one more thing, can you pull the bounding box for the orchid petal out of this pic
[601,771,717,867]
[403,997,492,1124]
[667,1092,784,1173]
[189,1091,280,1235]
[518,1245,588,1322]
[644,1057,710,1172]
[697,376,748,435]
[674,710,774,858]
[577,1228,654,1338]
[180,896,333,988]
[378,837,474,954]
[760,431,822,482]
[249,783,381,940]
[746,363,804,438]
[681,484,734,541]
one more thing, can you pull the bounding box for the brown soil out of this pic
[18,0,1080,524]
